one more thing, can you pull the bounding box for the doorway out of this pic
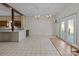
[67,14,76,43]
[60,21,66,40]
[59,14,77,44]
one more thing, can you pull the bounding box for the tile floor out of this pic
[0,35,60,56]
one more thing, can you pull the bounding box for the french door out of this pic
[67,14,76,43]
[60,14,76,44]
[60,21,66,40]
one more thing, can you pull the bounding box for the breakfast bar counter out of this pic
[0,30,26,42]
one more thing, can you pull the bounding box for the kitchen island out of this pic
[0,30,26,42]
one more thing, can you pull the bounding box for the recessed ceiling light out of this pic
[46,14,52,18]
[35,15,40,18]
[38,15,40,18]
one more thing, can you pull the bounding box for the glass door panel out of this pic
[67,15,76,43]
[60,21,66,39]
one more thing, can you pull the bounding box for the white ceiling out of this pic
[0,3,69,16]
[0,4,20,16]
[0,4,11,16]
[7,3,69,16]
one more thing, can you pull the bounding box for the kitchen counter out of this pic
[0,30,26,42]
[0,30,23,32]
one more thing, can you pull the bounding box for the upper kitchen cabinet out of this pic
[0,4,11,28]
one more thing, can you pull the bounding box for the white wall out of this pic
[27,16,54,36]
[54,4,79,46]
